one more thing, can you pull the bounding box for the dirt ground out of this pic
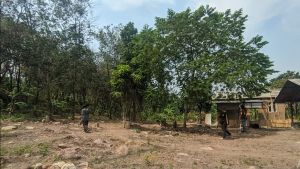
[1,120,300,169]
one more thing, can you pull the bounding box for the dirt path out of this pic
[1,121,300,169]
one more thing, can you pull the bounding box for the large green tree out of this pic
[156,6,275,127]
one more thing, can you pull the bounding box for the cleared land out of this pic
[1,120,300,169]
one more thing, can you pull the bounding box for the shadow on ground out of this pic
[130,122,289,140]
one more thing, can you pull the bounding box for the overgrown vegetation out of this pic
[1,1,276,126]
[0,142,50,157]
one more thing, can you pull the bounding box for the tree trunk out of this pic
[16,64,21,93]
[72,63,77,120]
[183,104,187,128]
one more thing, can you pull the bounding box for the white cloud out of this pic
[99,0,175,11]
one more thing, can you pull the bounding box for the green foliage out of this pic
[210,102,218,123]
[270,71,300,89]
[37,143,49,156]
[1,2,275,124]
[12,145,34,156]
[0,113,28,122]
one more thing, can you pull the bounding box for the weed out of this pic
[241,157,263,168]
[38,143,49,156]
[0,147,9,156]
[53,154,63,161]
[144,153,152,166]
[12,145,33,155]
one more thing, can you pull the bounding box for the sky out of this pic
[90,0,300,78]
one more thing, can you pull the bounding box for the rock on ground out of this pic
[49,161,66,169]
[177,153,189,156]
[59,147,81,160]
[58,144,69,149]
[33,163,43,169]
[1,125,17,131]
[61,163,76,169]
[115,145,129,156]
[26,126,35,130]
[78,161,89,169]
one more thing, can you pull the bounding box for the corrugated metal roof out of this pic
[254,89,281,98]
[289,79,300,86]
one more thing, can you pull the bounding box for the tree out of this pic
[156,6,275,127]
[95,24,123,118]
[270,71,300,89]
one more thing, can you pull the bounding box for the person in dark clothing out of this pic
[80,104,90,133]
[240,104,247,133]
[219,110,231,139]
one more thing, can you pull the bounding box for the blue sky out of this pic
[90,0,300,78]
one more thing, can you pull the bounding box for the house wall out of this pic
[217,103,240,128]
[217,102,288,128]
[256,103,289,127]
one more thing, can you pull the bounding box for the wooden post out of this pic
[290,102,294,127]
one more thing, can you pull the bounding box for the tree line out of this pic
[1,1,278,125]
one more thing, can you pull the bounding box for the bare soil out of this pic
[1,120,300,169]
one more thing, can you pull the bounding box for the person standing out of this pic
[81,104,90,133]
[219,110,231,139]
[240,104,247,133]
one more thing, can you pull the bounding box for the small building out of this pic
[214,89,290,128]
[274,79,300,126]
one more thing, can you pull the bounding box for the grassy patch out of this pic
[37,143,49,156]
[12,145,34,155]
[1,142,51,157]
[0,113,27,122]
[0,147,9,156]
[241,157,263,168]
[144,153,152,166]
[220,159,233,166]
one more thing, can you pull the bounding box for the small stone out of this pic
[26,126,35,130]
[61,163,76,169]
[24,153,31,158]
[200,146,213,151]
[42,164,51,169]
[8,141,14,144]
[172,132,179,136]
[78,162,88,169]
[54,122,60,125]
[177,153,189,156]
[60,148,81,159]
[49,161,66,169]
[141,131,149,135]
[1,125,17,131]
[115,145,129,156]
[248,166,256,169]
[93,139,103,145]
[14,122,22,126]
[58,144,68,149]
[34,163,43,169]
